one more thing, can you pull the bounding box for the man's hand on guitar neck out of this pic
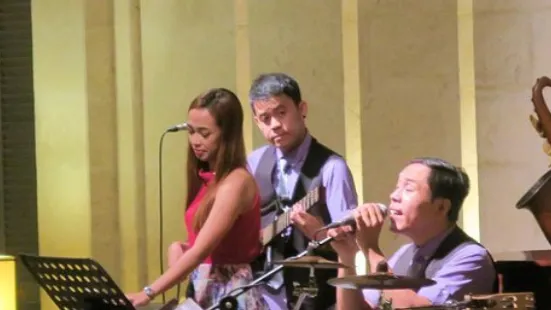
[290,203,326,241]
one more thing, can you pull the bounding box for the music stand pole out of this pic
[206,235,336,310]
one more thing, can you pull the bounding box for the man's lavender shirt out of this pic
[363,226,496,307]
[247,133,358,227]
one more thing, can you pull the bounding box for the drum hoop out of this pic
[516,169,551,208]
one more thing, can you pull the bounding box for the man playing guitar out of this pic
[247,72,359,309]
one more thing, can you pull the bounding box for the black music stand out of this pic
[19,253,175,310]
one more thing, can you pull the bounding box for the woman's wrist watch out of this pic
[143,286,155,300]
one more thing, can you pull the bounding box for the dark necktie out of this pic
[407,248,427,278]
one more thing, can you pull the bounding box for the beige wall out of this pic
[32,0,551,309]
[473,0,551,253]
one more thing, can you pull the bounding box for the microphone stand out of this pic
[206,235,336,310]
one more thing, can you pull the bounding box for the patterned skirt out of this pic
[187,263,269,310]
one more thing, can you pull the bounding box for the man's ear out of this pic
[435,198,451,217]
[250,103,259,124]
[298,100,308,119]
[252,106,261,127]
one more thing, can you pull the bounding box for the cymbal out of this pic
[328,273,436,290]
[394,306,451,309]
[273,255,350,269]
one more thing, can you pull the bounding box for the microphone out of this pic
[320,203,388,230]
[166,122,189,133]
[375,260,389,273]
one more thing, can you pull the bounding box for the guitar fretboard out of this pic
[262,186,323,246]
[282,187,320,221]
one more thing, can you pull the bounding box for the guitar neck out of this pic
[262,187,322,246]
[280,191,315,222]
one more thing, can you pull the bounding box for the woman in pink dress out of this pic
[127,88,268,309]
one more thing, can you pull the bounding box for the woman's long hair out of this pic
[185,88,247,232]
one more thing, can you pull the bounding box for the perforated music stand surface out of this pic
[19,254,135,310]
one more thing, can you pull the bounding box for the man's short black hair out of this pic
[409,157,470,222]
[248,73,302,112]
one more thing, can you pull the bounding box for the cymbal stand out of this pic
[206,235,335,310]
[291,266,319,310]
[377,291,393,310]
[293,294,309,310]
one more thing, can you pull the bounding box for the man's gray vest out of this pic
[254,137,336,251]
[252,137,340,310]
[392,226,498,294]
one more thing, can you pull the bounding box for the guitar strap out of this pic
[290,138,335,252]
[254,144,278,215]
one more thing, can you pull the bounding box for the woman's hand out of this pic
[125,291,151,307]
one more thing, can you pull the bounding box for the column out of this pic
[457,0,480,241]
[33,1,120,308]
[114,0,148,291]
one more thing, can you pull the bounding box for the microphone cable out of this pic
[158,124,190,302]
[158,130,169,304]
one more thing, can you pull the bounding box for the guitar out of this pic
[261,186,325,247]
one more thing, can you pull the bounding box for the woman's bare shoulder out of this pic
[217,167,256,195]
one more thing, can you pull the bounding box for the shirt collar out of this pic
[414,224,457,260]
[275,132,312,167]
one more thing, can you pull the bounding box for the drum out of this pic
[396,292,534,309]
[466,292,535,309]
